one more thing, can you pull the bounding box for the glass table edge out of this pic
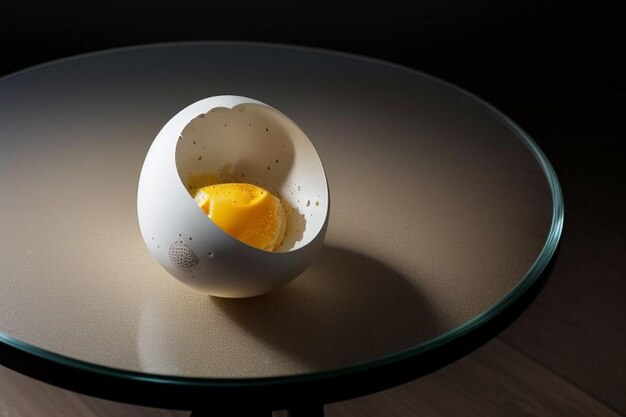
[0,41,565,388]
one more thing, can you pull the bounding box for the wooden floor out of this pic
[1,57,624,417]
[0,337,622,417]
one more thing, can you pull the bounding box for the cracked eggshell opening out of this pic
[137,96,329,297]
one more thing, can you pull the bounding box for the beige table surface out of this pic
[0,42,562,380]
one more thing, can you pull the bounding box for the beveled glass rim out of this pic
[0,41,564,389]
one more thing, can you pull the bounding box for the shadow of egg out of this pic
[212,245,440,369]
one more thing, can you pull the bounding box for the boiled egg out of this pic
[137,95,329,297]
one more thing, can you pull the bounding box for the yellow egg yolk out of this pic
[191,183,286,252]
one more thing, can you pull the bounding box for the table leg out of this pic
[281,405,325,417]
[189,405,324,417]
[190,409,272,417]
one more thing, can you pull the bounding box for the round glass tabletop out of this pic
[0,42,562,407]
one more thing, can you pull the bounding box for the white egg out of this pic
[137,96,329,297]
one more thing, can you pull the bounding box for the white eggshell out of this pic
[137,96,329,297]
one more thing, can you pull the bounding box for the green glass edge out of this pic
[0,41,564,388]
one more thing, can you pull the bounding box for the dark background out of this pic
[1,1,624,415]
